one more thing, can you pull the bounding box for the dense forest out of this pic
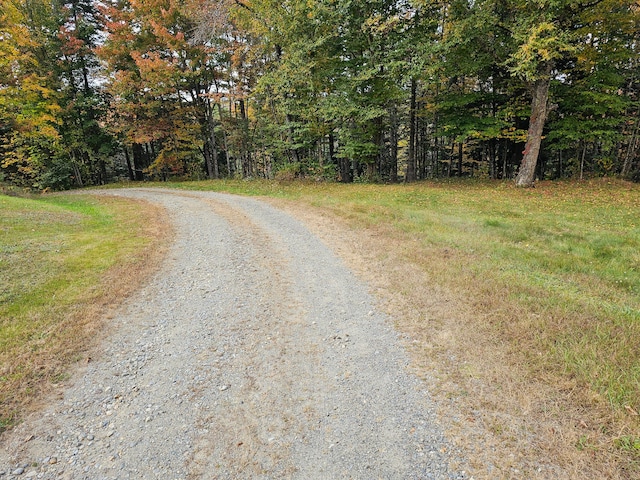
[0,0,638,189]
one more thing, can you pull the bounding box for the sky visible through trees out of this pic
[0,0,638,189]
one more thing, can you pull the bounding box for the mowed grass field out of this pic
[168,178,640,410]
[3,178,639,476]
[0,193,167,431]
[152,177,640,476]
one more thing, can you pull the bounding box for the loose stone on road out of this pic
[0,189,466,479]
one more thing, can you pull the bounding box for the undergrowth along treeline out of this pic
[0,193,166,432]
[0,0,638,190]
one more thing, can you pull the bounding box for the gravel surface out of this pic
[1,188,467,479]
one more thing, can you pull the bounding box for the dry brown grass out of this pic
[271,197,640,479]
[0,195,170,432]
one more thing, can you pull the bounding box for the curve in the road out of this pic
[1,189,465,480]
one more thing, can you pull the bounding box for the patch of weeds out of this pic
[51,372,70,384]
[576,434,597,452]
[490,422,504,435]
[0,417,14,434]
[614,436,640,455]
[483,218,506,228]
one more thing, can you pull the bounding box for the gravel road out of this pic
[1,189,466,479]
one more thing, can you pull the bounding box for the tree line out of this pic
[1,0,638,189]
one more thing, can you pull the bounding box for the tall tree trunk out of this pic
[502,140,509,179]
[580,141,587,180]
[124,147,135,181]
[489,140,496,179]
[516,72,551,187]
[204,101,219,179]
[340,157,352,183]
[99,158,107,185]
[132,143,145,180]
[369,116,383,181]
[210,126,219,179]
[389,104,398,183]
[216,103,232,176]
[405,78,417,182]
[621,117,639,176]
[285,114,300,163]
[70,151,84,187]
[557,149,563,179]
[366,162,376,181]
[433,126,440,178]
[328,132,335,167]
[447,140,454,177]
[457,142,463,177]
[204,147,214,179]
[145,143,153,168]
[237,98,252,177]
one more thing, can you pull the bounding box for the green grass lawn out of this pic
[6,178,639,471]
[142,178,640,414]
[0,193,163,430]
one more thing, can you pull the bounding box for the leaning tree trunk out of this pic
[516,72,551,187]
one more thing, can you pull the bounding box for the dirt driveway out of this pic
[0,189,466,479]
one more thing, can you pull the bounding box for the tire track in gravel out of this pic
[0,189,466,480]
[186,194,325,477]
